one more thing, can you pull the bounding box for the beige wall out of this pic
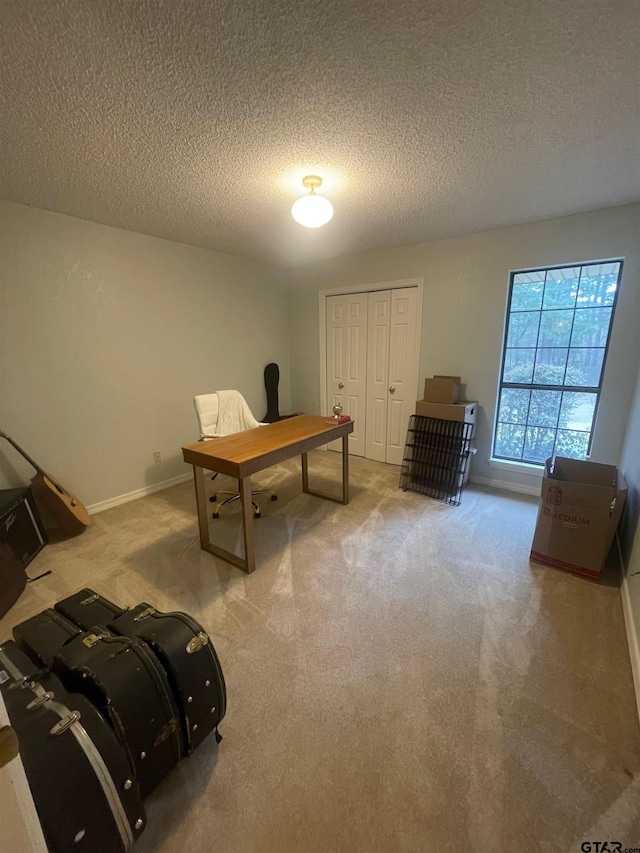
[288,203,640,491]
[0,201,291,507]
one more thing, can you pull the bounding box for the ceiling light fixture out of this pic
[291,175,334,228]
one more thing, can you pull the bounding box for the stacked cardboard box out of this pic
[422,375,461,404]
[417,376,476,424]
[530,457,627,581]
[414,376,478,486]
[415,400,477,425]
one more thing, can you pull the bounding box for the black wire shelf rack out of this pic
[399,415,475,506]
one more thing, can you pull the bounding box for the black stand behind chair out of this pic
[262,363,281,423]
[262,362,300,422]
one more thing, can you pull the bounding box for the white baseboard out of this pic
[87,471,538,514]
[470,474,541,497]
[84,466,548,511]
[86,473,193,515]
[617,537,640,726]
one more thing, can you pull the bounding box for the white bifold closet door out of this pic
[365,288,419,465]
[326,292,368,456]
[326,287,418,464]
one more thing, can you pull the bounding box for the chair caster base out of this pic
[271,495,278,501]
[212,512,219,519]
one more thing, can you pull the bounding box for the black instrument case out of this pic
[55,588,227,754]
[13,608,182,798]
[0,640,146,853]
[12,607,82,665]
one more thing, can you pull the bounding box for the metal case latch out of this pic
[134,607,156,622]
[50,711,81,736]
[26,691,54,710]
[82,632,109,648]
[186,632,209,654]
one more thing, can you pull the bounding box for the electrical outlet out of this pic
[153,450,162,463]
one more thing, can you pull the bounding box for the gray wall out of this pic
[288,203,640,491]
[2,200,637,509]
[0,201,291,508]
[620,364,640,640]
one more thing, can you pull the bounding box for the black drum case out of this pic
[55,588,227,753]
[13,608,183,799]
[0,640,146,853]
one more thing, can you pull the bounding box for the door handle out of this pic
[389,386,395,393]
[338,382,344,389]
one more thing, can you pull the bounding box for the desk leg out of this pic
[193,465,211,549]
[341,433,350,504]
[301,437,350,505]
[239,476,256,574]
[192,466,256,574]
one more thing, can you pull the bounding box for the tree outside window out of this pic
[493,261,622,465]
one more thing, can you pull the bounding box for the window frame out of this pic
[492,258,624,466]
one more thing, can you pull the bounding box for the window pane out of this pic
[495,261,622,467]
[495,423,525,460]
[514,271,546,285]
[555,429,590,459]
[523,427,556,464]
[528,390,561,427]
[570,307,612,348]
[577,263,620,307]
[507,311,540,348]
[511,272,545,311]
[542,268,580,309]
[582,262,620,277]
[533,348,568,384]
[558,392,597,431]
[537,309,573,347]
[503,348,535,383]
[498,388,530,424]
[566,348,605,387]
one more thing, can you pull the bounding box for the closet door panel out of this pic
[386,288,419,465]
[365,291,391,462]
[326,293,368,455]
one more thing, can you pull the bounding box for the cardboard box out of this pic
[414,400,477,426]
[423,387,460,404]
[530,457,628,581]
[423,376,461,404]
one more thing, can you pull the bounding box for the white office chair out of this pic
[193,391,277,519]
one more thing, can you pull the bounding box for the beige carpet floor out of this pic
[2,450,639,853]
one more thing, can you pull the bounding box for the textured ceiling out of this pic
[1,1,638,267]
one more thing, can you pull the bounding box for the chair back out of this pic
[194,393,219,439]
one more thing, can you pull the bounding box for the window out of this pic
[493,260,623,465]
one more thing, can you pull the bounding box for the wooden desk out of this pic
[182,414,354,574]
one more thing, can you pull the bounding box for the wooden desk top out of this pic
[182,414,354,478]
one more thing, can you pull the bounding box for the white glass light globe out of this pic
[291,193,334,228]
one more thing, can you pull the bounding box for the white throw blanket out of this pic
[214,390,262,436]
